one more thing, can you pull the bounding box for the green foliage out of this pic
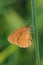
[0,0,43,65]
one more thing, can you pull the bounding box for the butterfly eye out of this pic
[8,26,32,48]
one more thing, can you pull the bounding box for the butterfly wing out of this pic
[8,26,32,48]
[17,30,32,48]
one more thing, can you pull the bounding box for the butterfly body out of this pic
[8,26,32,48]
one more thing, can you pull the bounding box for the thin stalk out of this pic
[31,0,40,65]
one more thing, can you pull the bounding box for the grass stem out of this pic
[31,0,40,65]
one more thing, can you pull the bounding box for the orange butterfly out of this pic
[7,26,32,48]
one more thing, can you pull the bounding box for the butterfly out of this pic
[7,26,32,48]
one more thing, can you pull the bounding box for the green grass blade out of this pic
[31,0,40,65]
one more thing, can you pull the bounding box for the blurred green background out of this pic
[0,0,43,65]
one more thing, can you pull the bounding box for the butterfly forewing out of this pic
[8,26,32,48]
